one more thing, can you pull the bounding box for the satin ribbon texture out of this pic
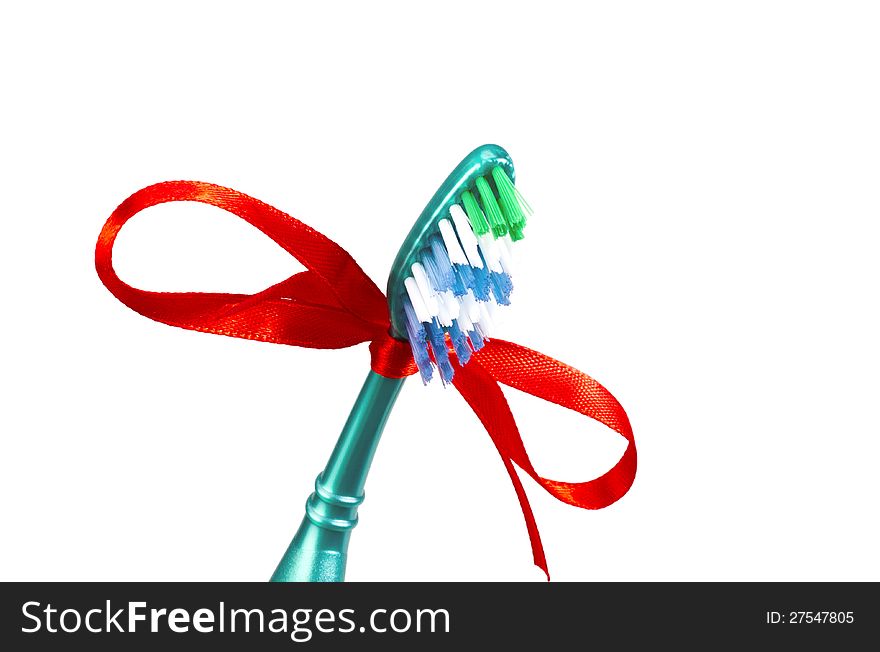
[95,181,637,579]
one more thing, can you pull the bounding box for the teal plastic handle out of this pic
[270,371,405,582]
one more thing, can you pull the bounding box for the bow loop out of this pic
[466,340,637,510]
[95,181,389,349]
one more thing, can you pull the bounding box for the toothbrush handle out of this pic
[270,370,405,582]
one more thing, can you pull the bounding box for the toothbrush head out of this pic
[387,144,532,385]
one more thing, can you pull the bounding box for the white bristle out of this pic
[411,262,440,316]
[436,295,453,326]
[478,301,496,335]
[461,290,481,323]
[500,234,514,254]
[449,204,483,269]
[498,235,514,275]
[438,219,469,266]
[485,297,498,319]
[442,290,460,320]
[404,277,431,323]
[457,310,473,333]
[478,233,504,274]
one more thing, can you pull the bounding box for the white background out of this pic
[1,2,878,582]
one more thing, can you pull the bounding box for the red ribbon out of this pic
[95,181,636,579]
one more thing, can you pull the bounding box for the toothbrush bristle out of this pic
[398,166,530,384]
[425,319,455,385]
[470,265,492,302]
[492,166,528,241]
[402,298,433,384]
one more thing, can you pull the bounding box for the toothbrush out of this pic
[269,144,530,582]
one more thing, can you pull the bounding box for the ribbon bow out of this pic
[95,181,636,579]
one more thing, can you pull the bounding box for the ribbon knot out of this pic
[95,180,636,579]
[369,332,419,379]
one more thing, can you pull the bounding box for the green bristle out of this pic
[475,176,507,238]
[461,190,490,236]
[513,183,533,217]
[508,222,525,241]
[492,166,527,237]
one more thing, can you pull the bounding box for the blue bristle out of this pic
[468,328,485,351]
[489,271,513,305]
[429,236,456,291]
[410,337,433,384]
[425,319,455,384]
[448,320,472,366]
[454,264,476,294]
[402,296,433,383]
[450,267,467,296]
[420,249,446,293]
[402,296,426,342]
[470,264,492,301]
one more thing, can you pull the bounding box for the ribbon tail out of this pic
[498,454,550,580]
[453,357,551,579]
